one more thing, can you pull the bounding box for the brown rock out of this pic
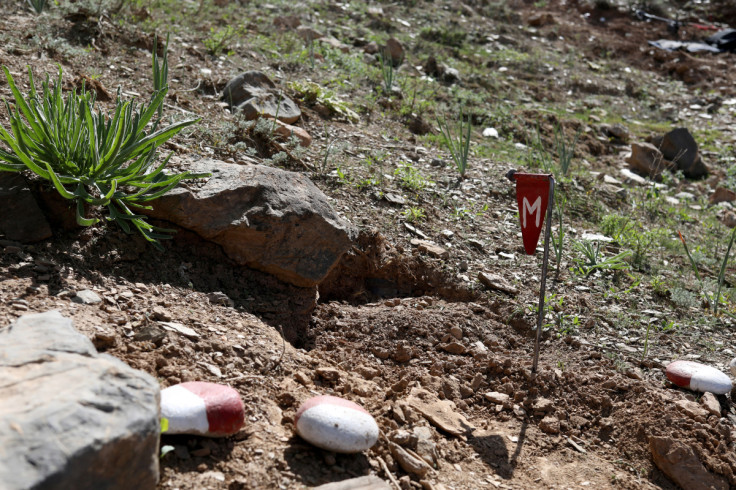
[151,306,172,321]
[675,399,709,420]
[394,344,413,363]
[626,142,672,179]
[650,436,728,490]
[701,392,721,417]
[440,342,466,355]
[723,211,736,228]
[0,173,52,243]
[539,415,560,434]
[273,15,301,30]
[383,38,404,67]
[320,36,350,54]
[655,127,709,179]
[272,120,312,147]
[143,159,354,289]
[484,392,510,405]
[296,26,324,43]
[389,442,431,478]
[528,12,556,26]
[709,186,736,205]
[73,75,112,102]
[221,71,301,124]
[363,41,379,55]
[316,366,340,382]
[415,241,449,259]
[533,398,554,414]
[478,272,518,295]
[357,365,381,380]
[407,388,475,437]
[601,123,630,143]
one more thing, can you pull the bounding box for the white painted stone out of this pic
[160,382,244,437]
[482,127,499,138]
[295,395,379,453]
[161,385,210,435]
[666,360,732,395]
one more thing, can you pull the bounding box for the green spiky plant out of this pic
[437,107,472,178]
[0,36,205,249]
[27,0,47,14]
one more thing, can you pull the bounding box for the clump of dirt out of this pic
[319,229,481,305]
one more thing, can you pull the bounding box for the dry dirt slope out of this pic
[2,0,736,488]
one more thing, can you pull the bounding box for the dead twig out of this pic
[376,455,401,490]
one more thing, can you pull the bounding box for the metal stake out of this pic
[532,176,555,374]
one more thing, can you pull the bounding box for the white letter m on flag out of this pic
[522,196,541,229]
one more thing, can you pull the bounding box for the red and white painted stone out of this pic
[295,395,379,453]
[666,360,732,395]
[161,382,245,437]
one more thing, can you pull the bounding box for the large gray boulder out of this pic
[0,311,160,490]
[144,160,354,288]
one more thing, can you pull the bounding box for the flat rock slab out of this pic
[314,475,391,490]
[72,289,102,305]
[0,172,52,243]
[143,159,354,288]
[665,360,732,394]
[478,272,518,295]
[407,387,475,437]
[0,311,160,490]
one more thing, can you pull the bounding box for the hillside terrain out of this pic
[3,0,736,488]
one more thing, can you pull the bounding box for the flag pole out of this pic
[532,175,555,374]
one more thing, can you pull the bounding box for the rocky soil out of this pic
[3,0,736,488]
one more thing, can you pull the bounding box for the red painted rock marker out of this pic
[666,360,732,395]
[295,395,379,453]
[161,382,245,437]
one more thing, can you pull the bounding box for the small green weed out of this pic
[679,228,736,314]
[287,81,358,122]
[671,287,698,309]
[395,162,430,192]
[554,124,579,177]
[572,240,631,276]
[419,27,467,47]
[437,108,472,178]
[551,194,567,280]
[378,50,395,94]
[404,206,425,223]
[204,25,244,56]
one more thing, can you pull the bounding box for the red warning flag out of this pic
[512,173,552,255]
